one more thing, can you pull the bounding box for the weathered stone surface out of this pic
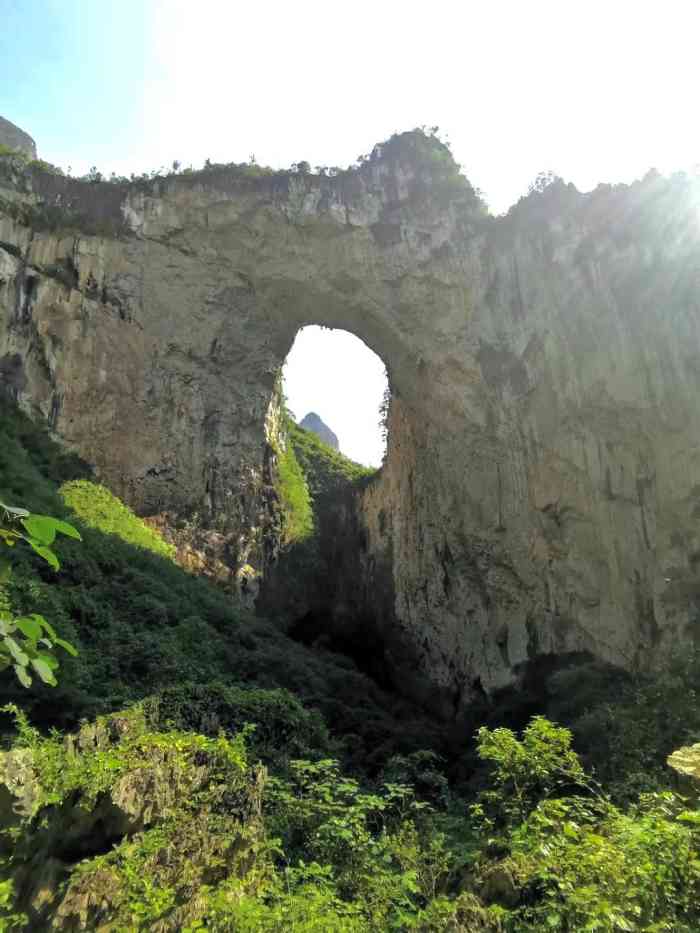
[0,710,266,930]
[300,411,340,450]
[2,137,700,715]
[0,115,37,160]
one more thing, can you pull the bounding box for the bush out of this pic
[145,681,334,765]
[470,717,700,932]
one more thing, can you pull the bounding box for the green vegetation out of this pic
[60,480,175,560]
[3,700,700,930]
[288,416,376,497]
[261,410,379,630]
[0,501,79,688]
[0,404,436,764]
[1,126,486,214]
[0,144,65,176]
[1,403,700,929]
[466,718,700,931]
[275,439,314,546]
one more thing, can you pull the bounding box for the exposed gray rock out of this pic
[2,134,700,715]
[0,115,37,160]
[299,411,339,450]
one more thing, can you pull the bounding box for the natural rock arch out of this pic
[2,135,700,715]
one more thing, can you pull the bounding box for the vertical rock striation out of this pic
[2,135,700,715]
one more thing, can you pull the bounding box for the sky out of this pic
[2,0,699,462]
[283,328,387,467]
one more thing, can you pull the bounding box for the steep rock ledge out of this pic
[2,137,700,715]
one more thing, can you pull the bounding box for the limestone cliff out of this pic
[2,133,700,716]
[299,411,339,450]
[0,116,36,160]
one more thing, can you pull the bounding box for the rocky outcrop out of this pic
[300,411,339,450]
[2,134,700,716]
[0,116,37,160]
[0,707,266,930]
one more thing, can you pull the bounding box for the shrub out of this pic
[145,681,334,764]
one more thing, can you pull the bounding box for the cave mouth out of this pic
[282,325,389,468]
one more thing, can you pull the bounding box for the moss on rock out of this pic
[0,706,267,930]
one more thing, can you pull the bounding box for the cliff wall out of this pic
[0,116,37,160]
[2,137,700,715]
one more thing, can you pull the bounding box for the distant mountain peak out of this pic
[299,412,339,450]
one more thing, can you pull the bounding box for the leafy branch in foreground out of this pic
[0,501,80,687]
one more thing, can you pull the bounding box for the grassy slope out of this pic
[0,405,437,769]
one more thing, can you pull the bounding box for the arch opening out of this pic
[258,325,398,690]
[282,325,389,468]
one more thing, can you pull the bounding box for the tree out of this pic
[527,170,562,195]
[0,501,80,687]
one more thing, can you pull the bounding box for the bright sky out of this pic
[3,0,699,462]
[284,328,387,467]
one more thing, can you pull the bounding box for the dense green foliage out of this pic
[60,479,175,559]
[2,404,700,929]
[539,657,700,803]
[259,408,378,627]
[3,703,700,930]
[467,718,700,931]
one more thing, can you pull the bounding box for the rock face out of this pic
[0,115,37,159]
[2,136,700,716]
[299,411,339,449]
[0,707,265,930]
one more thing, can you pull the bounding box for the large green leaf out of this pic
[14,616,43,641]
[21,514,58,546]
[52,518,82,541]
[25,541,60,571]
[54,637,78,657]
[13,664,31,688]
[21,514,81,545]
[5,637,29,667]
[30,656,58,686]
[36,652,59,670]
[37,615,57,639]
